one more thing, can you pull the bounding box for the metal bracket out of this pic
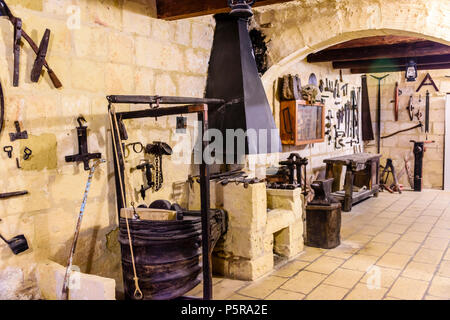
[65,116,101,170]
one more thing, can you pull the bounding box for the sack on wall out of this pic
[280,74,301,101]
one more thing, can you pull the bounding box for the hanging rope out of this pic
[108,105,143,300]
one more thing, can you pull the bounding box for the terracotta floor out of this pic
[188,190,450,300]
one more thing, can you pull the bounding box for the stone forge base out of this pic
[189,183,304,281]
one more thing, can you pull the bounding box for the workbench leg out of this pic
[372,159,379,197]
[343,164,354,212]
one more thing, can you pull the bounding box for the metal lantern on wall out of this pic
[405,59,418,82]
[228,0,256,18]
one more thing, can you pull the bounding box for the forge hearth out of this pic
[189,182,304,281]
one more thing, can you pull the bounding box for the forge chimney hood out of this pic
[205,13,281,161]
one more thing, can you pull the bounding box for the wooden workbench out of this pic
[324,153,381,212]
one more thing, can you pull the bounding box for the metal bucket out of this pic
[119,214,202,300]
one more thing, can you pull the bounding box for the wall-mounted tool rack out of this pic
[107,95,225,301]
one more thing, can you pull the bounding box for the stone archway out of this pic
[253,0,450,98]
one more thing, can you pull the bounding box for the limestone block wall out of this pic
[364,70,450,189]
[0,0,214,298]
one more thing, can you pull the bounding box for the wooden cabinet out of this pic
[280,100,325,146]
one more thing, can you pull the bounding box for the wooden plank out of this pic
[307,41,450,63]
[156,0,294,20]
[328,36,424,50]
[333,54,450,69]
[350,62,450,74]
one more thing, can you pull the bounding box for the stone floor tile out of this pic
[400,210,422,218]
[422,237,449,251]
[344,283,388,300]
[437,260,450,278]
[429,227,450,239]
[376,252,411,270]
[265,289,305,300]
[357,242,391,257]
[408,222,434,233]
[387,277,428,300]
[422,209,444,217]
[360,266,401,288]
[238,276,287,299]
[305,256,344,274]
[325,243,359,260]
[272,260,310,278]
[367,217,392,228]
[392,216,416,226]
[357,225,385,236]
[415,216,439,224]
[297,247,326,262]
[384,223,410,234]
[413,248,444,265]
[423,295,445,300]
[212,279,249,300]
[344,233,373,246]
[341,254,379,272]
[384,296,402,300]
[428,276,450,299]
[400,231,428,243]
[388,240,421,255]
[323,268,364,289]
[402,261,437,281]
[280,271,327,295]
[226,293,257,300]
[305,284,348,300]
[372,232,401,244]
[444,248,450,261]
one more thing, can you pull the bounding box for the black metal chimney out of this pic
[205,13,281,162]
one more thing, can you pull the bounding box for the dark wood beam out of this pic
[156,0,294,20]
[333,54,450,69]
[329,36,424,50]
[350,63,450,74]
[307,41,450,63]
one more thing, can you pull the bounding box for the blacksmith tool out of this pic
[308,178,336,206]
[62,159,105,300]
[124,142,144,158]
[0,190,28,199]
[381,122,422,139]
[0,0,62,88]
[176,116,187,133]
[15,157,20,169]
[0,224,29,255]
[341,83,348,97]
[334,79,340,98]
[3,146,12,158]
[425,90,430,135]
[319,79,324,92]
[406,95,414,121]
[23,147,32,160]
[145,142,172,192]
[370,74,389,154]
[339,70,343,82]
[30,29,51,83]
[410,140,434,192]
[361,75,374,141]
[0,79,4,135]
[136,160,154,200]
[9,121,28,141]
[392,82,400,121]
[65,116,102,171]
[416,73,439,92]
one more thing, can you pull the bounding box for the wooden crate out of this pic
[280,100,325,145]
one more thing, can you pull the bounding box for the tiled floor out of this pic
[187,190,450,300]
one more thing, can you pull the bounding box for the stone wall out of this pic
[364,70,449,189]
[0,0,213,298]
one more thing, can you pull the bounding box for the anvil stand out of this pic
[65,117,101,170]
[107,95,225,301]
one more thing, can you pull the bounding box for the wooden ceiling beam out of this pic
[329,36,424,50]
[307,41,450,63]
[156,0,294,20]
[350,62,450,74]
[333,54,450,69]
